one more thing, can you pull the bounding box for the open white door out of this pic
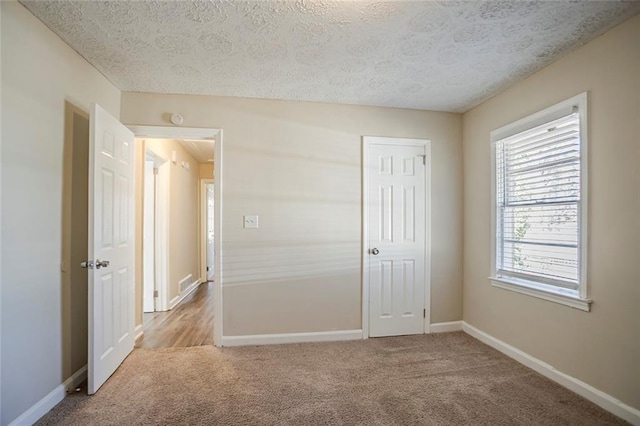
[86,103,135,394]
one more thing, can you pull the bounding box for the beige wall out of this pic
[146,139,202,302]
[199,163,214,180]
[1,2,121,424]
[134,139,202,326]
[121,94,463,336]
[462,14,640,410]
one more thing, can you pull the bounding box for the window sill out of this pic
[490,277,592,312]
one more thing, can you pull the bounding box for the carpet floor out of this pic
[37,332,625,425]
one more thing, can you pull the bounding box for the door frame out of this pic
[142,157,156,312]
[361,136,432,338]
[127,125,223,347]
[143,148,169,311]
[200,179,214,281]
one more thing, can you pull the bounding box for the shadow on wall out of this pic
[220,128,364,335]
[222,239,363,335]
[60,101,90,382]
[223,240,361,287]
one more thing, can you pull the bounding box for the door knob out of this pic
[371,248,380,255]
[81,259,110,269]
[95,259,110,269]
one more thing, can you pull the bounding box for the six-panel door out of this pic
[88,104,135,394]
[368,142,427,337]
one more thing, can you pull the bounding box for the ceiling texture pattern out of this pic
[20,1,640,112]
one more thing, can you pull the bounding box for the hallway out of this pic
[136,282,215,349]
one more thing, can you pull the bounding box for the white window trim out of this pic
[490,277,592,311]
[490,92,591,311]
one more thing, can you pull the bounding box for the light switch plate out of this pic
[243,215,258,229]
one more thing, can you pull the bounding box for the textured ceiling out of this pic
[20,1,640,113]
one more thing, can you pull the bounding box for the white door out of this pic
[87,103,135,394]
[366,138,427,337]
[206,184,215,280]
[143,160,156,312]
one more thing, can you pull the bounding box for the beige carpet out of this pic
[37,332,625,425]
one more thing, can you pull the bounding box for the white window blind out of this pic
[495,111,581,291]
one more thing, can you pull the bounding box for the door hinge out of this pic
[153,167,159,175]
[153,290,158,298]
[419,154,426,165]
[423,308,426,318]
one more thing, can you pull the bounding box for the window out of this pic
[490,93,591,311]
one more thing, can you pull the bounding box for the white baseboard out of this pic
[222,329,363,347]
[462,322,640,425]
[430,321,463,333]
[134,324,144,341]
[169,278,201,310]
[9,365,87,426]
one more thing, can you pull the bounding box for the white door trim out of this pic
[142,158,156,312]
[200,179,214,281]
[424,142,432,334]
[144,147,170,312]
[362,136,432,338]
[129,125,219,141]
[213,130,223,347]
[128,125,223,347]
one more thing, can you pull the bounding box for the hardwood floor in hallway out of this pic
[136,281,215,349]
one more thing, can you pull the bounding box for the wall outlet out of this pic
[243,215,258,229]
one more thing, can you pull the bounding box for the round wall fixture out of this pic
[170,113,184,125]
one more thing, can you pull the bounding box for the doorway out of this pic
[362,136,432,338]
[128,125,222,346]
[75,109,224,396]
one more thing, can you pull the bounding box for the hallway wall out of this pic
[199,163,214,179]
[134,139,202,326]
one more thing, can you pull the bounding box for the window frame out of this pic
[490,93,591,311]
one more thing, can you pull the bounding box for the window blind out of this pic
[496,112,581,290]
